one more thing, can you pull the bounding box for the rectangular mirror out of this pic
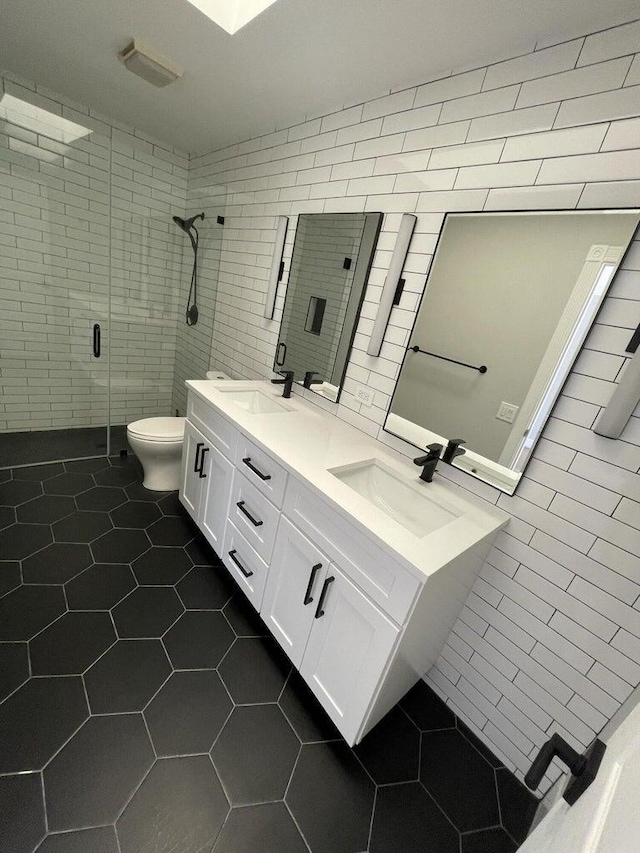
[385,209,640,494]
[274,212,382,402]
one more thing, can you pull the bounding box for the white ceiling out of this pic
[0,0,638,155]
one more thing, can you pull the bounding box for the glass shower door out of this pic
[0,83,111,467]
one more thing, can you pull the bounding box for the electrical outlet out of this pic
[496,401,519,423]
[355,385,374,407]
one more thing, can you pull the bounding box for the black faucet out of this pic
[443,438,466,465]
[413,443,443,483]
[303,371,323,389]
[271,370,295,398]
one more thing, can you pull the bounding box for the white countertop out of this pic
[186,379,509,583]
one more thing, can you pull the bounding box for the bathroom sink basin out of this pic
[218,389,292,414]
[330,459,459,537]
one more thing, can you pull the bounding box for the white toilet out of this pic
[127,370,231,491]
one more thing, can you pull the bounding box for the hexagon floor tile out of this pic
[116,757,229,853]
[0,676,88,773]
[144,670,232,757]
[0,772,46,853]
[43,715,155,831]
[84,639,172,713]
[30,611,116,675]
[0,458,536,851]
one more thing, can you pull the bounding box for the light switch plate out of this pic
[496,401,519,423]
[355,385,374,407]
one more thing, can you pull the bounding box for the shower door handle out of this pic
[93,324,101,358]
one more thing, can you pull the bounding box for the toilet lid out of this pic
[128,417,186,441]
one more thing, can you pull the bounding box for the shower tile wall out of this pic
[190,18,640,793]
[0,72,189,436]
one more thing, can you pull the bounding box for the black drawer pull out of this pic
[93,323,101,358]
[303,563,322,606]
[198,447,209,478]
[237,500,263,527]
[194,442,204,473]
[314,576,335,619]
[242,457,272,481]
[228,549,253,578]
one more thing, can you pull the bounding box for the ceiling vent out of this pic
[118,40,183,88]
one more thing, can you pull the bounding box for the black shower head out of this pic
[173,212,205,232]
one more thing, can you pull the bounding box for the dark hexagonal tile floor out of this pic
[112,587,183,638]
[22,543,93,584]
[144,670,232,757]
[177,564,235,609]
[91,528,150,563]
[44,714,155,831]
[0,677,88,772]
[0,772,46,853]
[0,459,536,851]
[213,802,307,853]
[76,486,127,512]
[52,511,112,543]
[212,704,300,806]
[35,826,120,853]
[0,584,66,640]
[43,472,94,496]
[0,478,43,505]
[17,494,76,524]
[147,515,194,546]
[131,546,192,585]
[0,642,30,701]
[0,522,52,559]
[84,639,172,713]
[0,504,15,529]
[65,563,136,610]
[30,612,116,675]
[163,610,234,669]
[116,756,229,853]
[218,637,291,704]
[110,500,161,529]
[0,560,21,597]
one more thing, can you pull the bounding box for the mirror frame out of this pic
[383,207,640,494]
[274,211,383,403]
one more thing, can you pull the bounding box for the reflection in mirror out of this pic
[275,212,382,402]
[385,210,640,494]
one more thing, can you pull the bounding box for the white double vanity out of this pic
[179,380,508,745]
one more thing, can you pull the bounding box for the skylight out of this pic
[0,93,92,144]
[184,0,279,34]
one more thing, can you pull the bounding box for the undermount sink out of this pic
[330,459,459,537]
[218,388,292,414]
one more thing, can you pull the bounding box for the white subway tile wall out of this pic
[0,72,189,433]
[190,19,640,791]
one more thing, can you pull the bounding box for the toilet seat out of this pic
[127,417,186,442]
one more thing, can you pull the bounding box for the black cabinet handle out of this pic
[194,442,204,473]
[303,563,322,606]
[242,457,272,481]
[314,576,335,619]
[198,447,209,478]
[525,732,606,806]
[275,341,287,367]
[93,323,101,358]
[236,501,263,527]
[228,549,253,578]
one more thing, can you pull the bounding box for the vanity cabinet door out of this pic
[260,517,328,668]
[180,421,207,521]
[200,443,234,554]
[300,564,399,746]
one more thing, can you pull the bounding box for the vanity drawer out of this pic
[228,472,281,564]
[221,521,269,612]
[187,394,238,461]
[236,436,287,508]
[283,478,420,625]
